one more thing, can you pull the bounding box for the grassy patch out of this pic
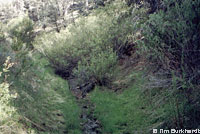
[9,52,81,134]
[90,68,194,134]
[90,72,152,134]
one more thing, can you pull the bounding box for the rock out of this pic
[80,82,95,94]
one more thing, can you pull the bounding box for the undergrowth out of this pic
[1,0,200,133]
[0,57,21,134]
[34,0,134,84]
[11,52,81,134]
[0,52,81,134]
[90,72,152,134]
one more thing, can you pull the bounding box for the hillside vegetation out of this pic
[0,0,200,134]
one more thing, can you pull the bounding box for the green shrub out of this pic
[11,53,81,133]
[0,22,5,41]
[8,17,34,51]
[140,0,200,129]
[74,48,117,84]
[0,23,8,64]
[0,57,21,134]
[141,0,200,83]
[35,17,117,83]
[0,22,20,69]
[34,31,79,77]
[35,1,133,83]
[0,57,16,117]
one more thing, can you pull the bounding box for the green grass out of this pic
[89,69,191,134]
[9,52,81,134]
[89,72,152,134]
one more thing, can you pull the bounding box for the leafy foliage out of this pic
[8,17,35,51]
[74,48,117,84]
[139,0,200,129]
[11,53,81,134]
[0,22,5,41]
[1,0,200,133]
[141,0,200,83]
[35,1,133,84]
[0,57,21,134]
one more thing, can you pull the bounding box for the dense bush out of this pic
[125,0,161,13]
[0,24,16,67]
[0,57,20,134]
[74,48,117,84]
[8,17,35,51]
[0,23,7,64]
[35,1,133,84]
[1,0,200,133]
[9,52,82,133]
[0,22,5,41]
[1,15,82,133]
[141,0,200,84]
[34,31,80,77]
[139,0,200,129]
[35,17,118,83]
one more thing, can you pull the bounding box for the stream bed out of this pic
[79,98,102,134]
[68,78,102,134]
